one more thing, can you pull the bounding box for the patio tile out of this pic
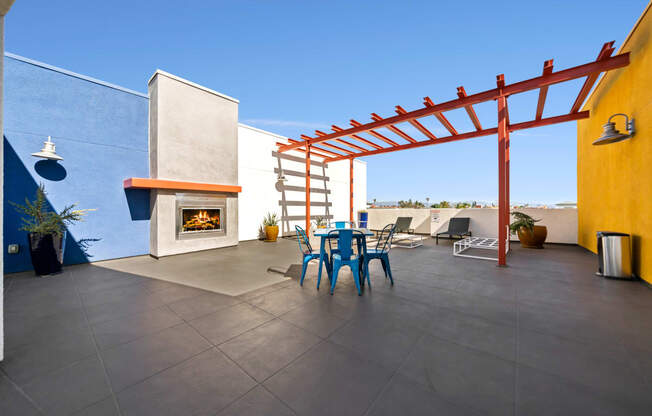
[80,280,151,308]
[83,291,168,325]
[4,306,88,350]
[0,372,40,416]
[75,271,147,295]
[0,328,96,384]
[517,301,629,349]
[218,385,295,416]
[117,348,255,416]
[279,299,348,338]
[168,291,242,320]
[424,306,516,361]
[517,328,652,409]
[151,284,208,304]
[92,306,184,350]
[430,288,517,326]
[237,283,285,302]
[101,323,211,391]
[21,355,112,416]
[219,319,321,382]
[516,364,649,416]
[328,315,423,370]
[246,287,319,316]
[4,287,83,321]
[367,374,479,416]
[398,334,515,416]
[264,341,393,416]
[72,397,120,416]
[455,277,517,302]
[189,303,275,345]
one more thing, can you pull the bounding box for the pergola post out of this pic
[305,145,311,232]
[505,123,510,252]
[497,95,509,266]
[349,158,354,223]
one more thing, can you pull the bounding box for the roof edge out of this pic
[4,52,149,99]
[148,70,239,104]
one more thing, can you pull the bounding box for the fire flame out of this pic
[183,210,220,231]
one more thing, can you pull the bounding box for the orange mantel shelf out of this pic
[123,178,242,193]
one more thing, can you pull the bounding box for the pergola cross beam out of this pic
[535,59,554,120]
[457,86,483,130]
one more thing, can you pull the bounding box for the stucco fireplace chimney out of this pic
[147,70,240,257]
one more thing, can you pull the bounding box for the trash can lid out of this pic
[597,231,629,237]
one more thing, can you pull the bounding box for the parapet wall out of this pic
[366,207,578,244]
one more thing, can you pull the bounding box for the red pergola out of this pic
[276,41,629,266]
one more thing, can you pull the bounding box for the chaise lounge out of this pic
[436,217,472,244]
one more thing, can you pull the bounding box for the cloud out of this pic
[241,118,329,130]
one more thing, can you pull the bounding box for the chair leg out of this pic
[330,260,341,295]
[436,235,439,244]
[380,258,388,278]
[383,254,394,285]
[351,261,362,296]
[300,256,310,286]
[364,259,371,288]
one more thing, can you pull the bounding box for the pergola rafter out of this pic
[276,41,629,265]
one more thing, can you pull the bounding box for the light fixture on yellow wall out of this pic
[593,113,635,145]
[32,136,63,161]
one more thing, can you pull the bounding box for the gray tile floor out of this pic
[2,239,652,415]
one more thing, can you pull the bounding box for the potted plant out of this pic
[11,184,93,275]
[510,211,547,249]
[314,216,327,229]
[263,212,280,242]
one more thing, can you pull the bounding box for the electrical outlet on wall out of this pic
[8,244,20,254]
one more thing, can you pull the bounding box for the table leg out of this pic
[317,236,326,290]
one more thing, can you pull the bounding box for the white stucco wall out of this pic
[238,124,367,240]
[367,207,578,244]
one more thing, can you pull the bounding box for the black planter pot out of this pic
[27,232,66,276]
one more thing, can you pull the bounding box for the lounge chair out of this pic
[436,217,471,244]
[391,216,424,248]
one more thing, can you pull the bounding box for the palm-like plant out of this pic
[11,184,93,236]
[509,211,540,235]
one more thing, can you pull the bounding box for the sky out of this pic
[5,0,648,204]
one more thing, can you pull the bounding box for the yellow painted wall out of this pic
[577,2,652,282]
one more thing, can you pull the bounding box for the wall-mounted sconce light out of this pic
[593,114,635,146]
[32,136,63,160]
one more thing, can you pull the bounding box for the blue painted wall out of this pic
[3,54,150,273]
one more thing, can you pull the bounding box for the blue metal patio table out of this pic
[313,227,374,287]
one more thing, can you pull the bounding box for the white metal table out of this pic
[453,236,509,261]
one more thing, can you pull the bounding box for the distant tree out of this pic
[398,199,426,208]
[455,202,471,208]
[439,200,451,208]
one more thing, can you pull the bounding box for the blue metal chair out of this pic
[295,225,330,286]
[319,229,366,295]
[362,223,396,285]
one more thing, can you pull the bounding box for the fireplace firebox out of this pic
[176,194,226,239]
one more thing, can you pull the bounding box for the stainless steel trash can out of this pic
[596,231,633,279]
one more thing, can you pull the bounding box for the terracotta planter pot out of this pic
[265,225,279,242]
[517,225,547,249]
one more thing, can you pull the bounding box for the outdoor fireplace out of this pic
[176,194,226,239]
